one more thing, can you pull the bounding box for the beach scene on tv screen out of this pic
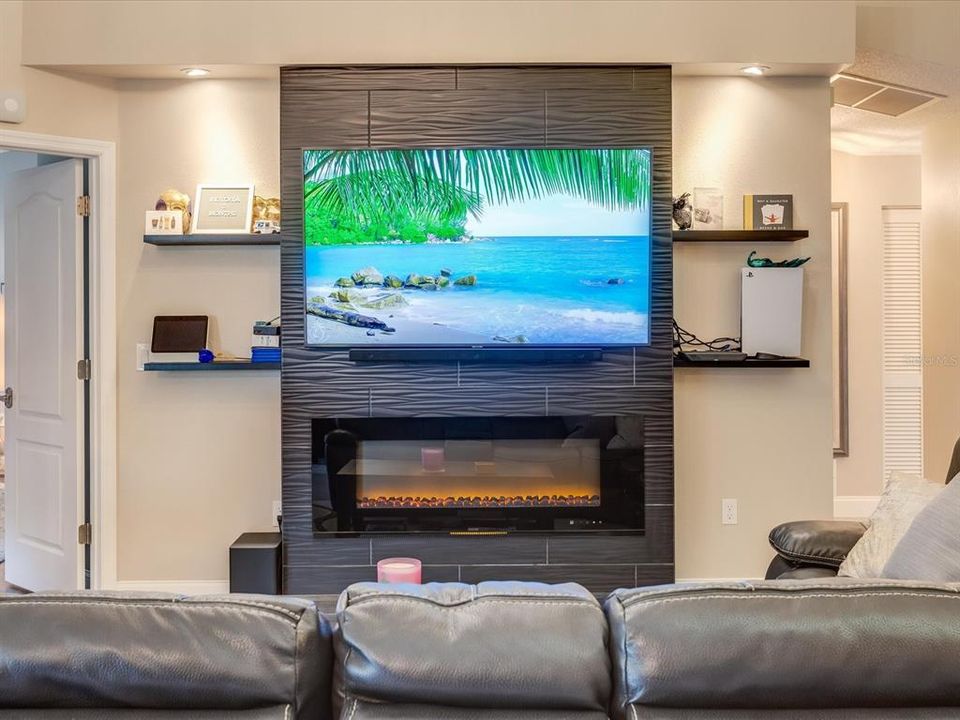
[303,148,651,346]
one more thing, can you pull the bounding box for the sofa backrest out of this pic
[0,592,333,719]
[605,580,960,719]
[334,581,610,719]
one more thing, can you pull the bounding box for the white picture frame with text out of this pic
[191,184,255,234]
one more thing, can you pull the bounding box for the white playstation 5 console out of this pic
[740,267,803,356]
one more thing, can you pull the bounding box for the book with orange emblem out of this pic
[743,194,793,230]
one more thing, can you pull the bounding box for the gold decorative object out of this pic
[252,196,281,223]
[155,189,192,234]
[251,196,281,234]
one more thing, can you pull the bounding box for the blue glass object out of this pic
[198,348,215,363]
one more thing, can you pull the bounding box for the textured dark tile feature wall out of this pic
[280,65,673,595]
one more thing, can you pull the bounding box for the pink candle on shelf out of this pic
[377,557,422,584]
[421,447,445,472]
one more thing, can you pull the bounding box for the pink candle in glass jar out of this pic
[421,447,445,472]
[377,557,422,584]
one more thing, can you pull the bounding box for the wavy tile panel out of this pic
[278,65,674,594]
[370,90,545,147]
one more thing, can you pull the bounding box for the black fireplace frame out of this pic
[311,416,645,535]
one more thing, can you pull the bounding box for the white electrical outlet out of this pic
[136,342,149,371]
[721,498,738,525]
[272,500,283,528]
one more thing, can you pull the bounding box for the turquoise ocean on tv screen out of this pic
[305,235,650,345]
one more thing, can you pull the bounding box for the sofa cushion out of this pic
[605,580,960,719]
[883,474,960,581]
[0,593,333,719]
[335,582,610,713]
[838,471,944,578]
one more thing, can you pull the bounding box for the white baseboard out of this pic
[112,580,230,595]
[834,495,880,519]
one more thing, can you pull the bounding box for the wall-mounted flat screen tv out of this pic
[303,148,651,347]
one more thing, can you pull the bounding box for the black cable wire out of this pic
[673,319,741,353]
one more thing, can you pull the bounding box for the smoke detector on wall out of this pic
[831,72,945,117]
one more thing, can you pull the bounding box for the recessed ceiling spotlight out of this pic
[180,67,210,78]
[740,64,770,77]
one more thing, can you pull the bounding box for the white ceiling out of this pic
[832,47,960,155]
[832,1,960,156]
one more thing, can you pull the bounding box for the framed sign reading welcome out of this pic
[192,184,255,234]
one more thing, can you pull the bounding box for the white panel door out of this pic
[3,160,85,591]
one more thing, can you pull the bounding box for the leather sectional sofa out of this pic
[2,580,960,718]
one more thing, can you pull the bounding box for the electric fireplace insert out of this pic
[311,416,644,534]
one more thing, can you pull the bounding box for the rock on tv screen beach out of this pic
[303,148,652,347]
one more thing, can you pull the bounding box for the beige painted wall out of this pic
[5,0,841,584]
[116,73,837,583]
[857,1,960,68]
[10,70,837,584]
[921,114,960,484]
[673,77,834,579]
[0,1,119,140]
[831,151,921,496]
[20,1,854,69]
[116,79,281,581]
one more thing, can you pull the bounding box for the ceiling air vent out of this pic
[831,73,944,117]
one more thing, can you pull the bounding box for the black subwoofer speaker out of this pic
[229,532,281,594]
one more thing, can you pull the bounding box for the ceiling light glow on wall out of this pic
[740,65,770,77]
[181,68,210,78]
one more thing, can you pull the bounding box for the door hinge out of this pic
[78,523,92,545]
[77,358,91,381]
[76,195,90,217]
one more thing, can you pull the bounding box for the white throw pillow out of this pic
[838,471,944,578]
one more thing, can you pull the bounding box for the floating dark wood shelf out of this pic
[144,234,280,246]
[674,355,810,368]
[673,229,809,243]
[143,361,280,371]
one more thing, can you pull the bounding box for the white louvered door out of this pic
[882,206,923,480]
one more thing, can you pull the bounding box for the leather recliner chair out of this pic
[765,435,960,580]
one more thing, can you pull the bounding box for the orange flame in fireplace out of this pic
[341,440,603,511]
[358,494,600,509]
